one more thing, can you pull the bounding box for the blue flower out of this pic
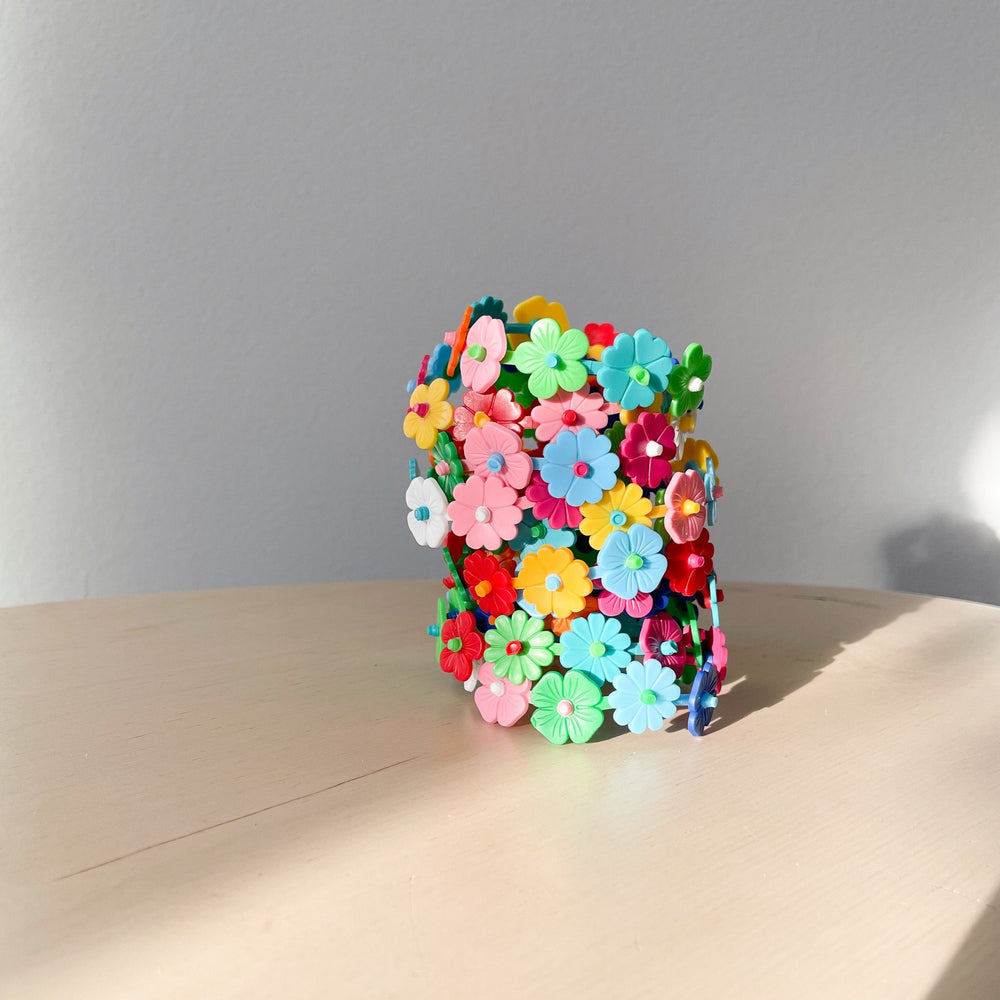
[520,523,577,559]
[596,523,667,599]
[558,613,633,684]
[406,342,461,394]
[596,330,674,411]
[540,427,619,507]
[687,660,720,736]
[608,659,681,733]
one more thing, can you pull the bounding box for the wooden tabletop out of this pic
[1,581,998,998]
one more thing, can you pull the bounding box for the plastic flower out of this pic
[639,614,687,672]
[403,378,454,450]
[584,322,618,351]
[596,330,674,410]
[514,545,593,619]
[463,422,532,490]
[426,432,465,500]
[439,610,485,682]
[667,343,712,416]
[540,427,619,507]
[664,468,707,543]
[474,661,531,726]
[706,627,728,690]
[619,412,676,488]
[530,387,614,442]
[672,437,718,474]
[579,480,653,549]
[470,295,507,325]
[452,388,523,442]
[558,613,632,684]
[447,475,524,550]
[519,522,576,558]
[703,457,722,527]
[596,523,667,600]
[405,477,450,547]
[462,550,516,617]
[460,315,507,393]
[608,660,681,734]
[665,532,715,596]
[597,587,654,619]
[530,669,606,745]
[511,318,590,398]
[525,471,583,530]
[484,609,555,683]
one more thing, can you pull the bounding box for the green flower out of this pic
[530,670,606,745]
[427,432,465,500]
[484,610,555,683]
[511,318,589,399]
[667,343,712,417]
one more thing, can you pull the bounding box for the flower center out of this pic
[645,440,664,458]
[625,553,644,571]
[413,505,430,522]
[639,688,657,706]
[486,451,506,473]
[467,343,487,362]
[545,352,562,369]
[556,699,575,717]
[447,637,463,652]
[474,580,493,598]
[474,505,492,523]
[530,523,546,539]
[473,410,491,427]
[688,376,704,393]
[505,640,523,656]
[561,409,578,426]
[609,510,627,527]
[687,553,705,569]
[680,498,701,516]
[659,639,678,655]
[628,364,650,386]
[434,460,450,475]
[545,573,563,592]
[588,641,606,658]
[413,402,430,418]
[489,680,505,697]
[573,461,591,478]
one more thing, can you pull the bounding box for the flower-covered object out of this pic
[404,296,729,744]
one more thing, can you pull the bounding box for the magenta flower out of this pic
[639,614,687,671]
[448,474,524,549]
[451,388,523,442]
[474,661,531,726]
[663,468,708,543]
[524,470,583,530]
[619,412,676,488]
[463,422,532,490]
[460,316,507,393]
[530,387,615,442]
[598,587,653,618]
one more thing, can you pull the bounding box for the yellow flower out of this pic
[671,438,718,474]
[514,546,592,619]
[403,379,453,450]
[579,480,653,549]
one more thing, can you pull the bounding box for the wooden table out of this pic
[2,582,998,998]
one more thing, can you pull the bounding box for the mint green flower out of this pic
[484,610,555,684]
[530,670,606,744]
[511,319,589,399]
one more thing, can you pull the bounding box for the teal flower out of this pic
[667,343,712,416]
[511,319,590,399]
[597,330,674,410]
[484,610,556,684]
[530,669,606,744]
[557,613,632,684]
[470,295,507,325]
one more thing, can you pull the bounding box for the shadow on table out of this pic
[923,885,1000,999]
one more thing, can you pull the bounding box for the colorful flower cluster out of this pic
[404,296,727,744]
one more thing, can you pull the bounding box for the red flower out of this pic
[462,551,517,617]
[619,412,676,488]
[524,471,583,530]
[439,610,485,682]
[584,323,618,349]
[666,532,715,597]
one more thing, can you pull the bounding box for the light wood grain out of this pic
[1,582,998,998]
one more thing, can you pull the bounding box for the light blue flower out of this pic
[608,659,681,733]
[540,427,619,507]
[520,523,577,559]
[558,613,633,684]
[596,330,674,410]
[596,523,667,599]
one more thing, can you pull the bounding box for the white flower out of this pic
[405,477,450,547]
[462,661,480,693]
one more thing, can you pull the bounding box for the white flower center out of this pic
[489,680,505,697]
[474,505,492,523]
[645,441,664,458]
[689,376,704,393]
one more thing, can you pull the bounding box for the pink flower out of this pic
[639,614,687,671]
[530,387,616,442]
[525,470,583,530]
[460,316,507,393]
[663,468,707,543]
[619,412,677,488]
[462,422,532,490]
[447,474,524,550]
[474,661,531,726]
[707,627,728,690]
[452,388,523,442]
[598,588,653,618]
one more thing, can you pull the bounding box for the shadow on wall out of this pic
[882,514,1000,606]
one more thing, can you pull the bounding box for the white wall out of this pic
[2,1,1000,607]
